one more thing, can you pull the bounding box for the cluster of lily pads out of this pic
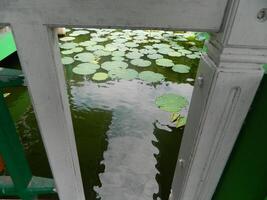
[59,28,204,83]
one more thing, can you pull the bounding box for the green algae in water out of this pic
[155,93,188,113]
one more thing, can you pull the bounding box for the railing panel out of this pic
[1,0,229,31]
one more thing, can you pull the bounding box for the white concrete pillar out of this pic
[11,23,85,200]
[171,0,267,200]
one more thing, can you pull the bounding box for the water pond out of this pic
[5,28,205,200]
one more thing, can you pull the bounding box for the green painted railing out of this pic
[0,68,55,200]
[0,31,16,61]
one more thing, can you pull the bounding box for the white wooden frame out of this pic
[1,0,266,200]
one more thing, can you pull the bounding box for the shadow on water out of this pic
[153,122,184,200]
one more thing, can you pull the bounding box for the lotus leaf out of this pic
[94,50,111,57]
[61,57,74,65]
[139,71,165,83]
[72,47,84,53]
[79,41,97,47]
[101,61,128,71]
[155,93,188,113]
[156,58,174,67]
[72,66,96,75]
[108,69,138,80]
[92,72,109,81]
[126,52,143,59]
[168,51,182,57]
[112,51,125,57]
[147,54,163,60]
[74,53,95,62]
[86,45,104,51]
[61,50,74,55]
[130,59,151,67]
[172,64,190,73]
[60,36,75,42]
[60,42,78,49]
[125,42,139,48]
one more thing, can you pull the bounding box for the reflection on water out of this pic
[4,28,204,200]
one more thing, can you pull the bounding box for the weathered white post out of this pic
[171,0,267,200]
[11,23,85,200]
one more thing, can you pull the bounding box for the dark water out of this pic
[4,29,203,200]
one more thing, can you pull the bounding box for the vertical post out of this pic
[11,23,85,200]
[171,0,267,200]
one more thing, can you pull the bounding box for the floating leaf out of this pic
[147,54,163,60]
[60,36,75,42]
[86,45,104,51]
[70,30,89,36]
[92,72,109,81]
[79,41,97,47]
[108,69,138,80]
[168,51,182,57]
[130,59,151,67]
[158,48,174,55]
[72,47,84,53]
[61,57,74,65]
[112,51,125,57]
[74,53,95,62]
[155,93,188,112]
[60,42,78,49]
[76,63,100,70]
[176,116,187,128]
[72,65,96,75]
[156,58,174,67]
[93,50,111,57]
[125,42,139,48]
[111,56,125,61]
[139,71,165,83]
[172,65,190,73]
[61,50,74,55]
[101,61,128,71]
[126,52,143,59]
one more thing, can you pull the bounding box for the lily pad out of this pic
[147,54,163,60]
[91,37,108,42]
[126,52,143,59]
[93,50,111,57]
[156,58,174,67]
[108,68,138,80]
[72,47,84,53]
[101,61,128,71]
[139,71,165,83]
[60,36,75,42]
[61,50,74,55]
[72,65,96,75]
[74,53,95,62]
[70,30,89,36]
[92,72,109,81]
[158,48,174,55]
[130,59,151,67]
[168,51,182,57]
[125,42,139,48]
[60,42,78,49]
[61,57,74,65]
[172,65,190,73]
[155,93,188,112]
[79,41,97,47]
[112,51,125,57]
[86,45,104,51]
